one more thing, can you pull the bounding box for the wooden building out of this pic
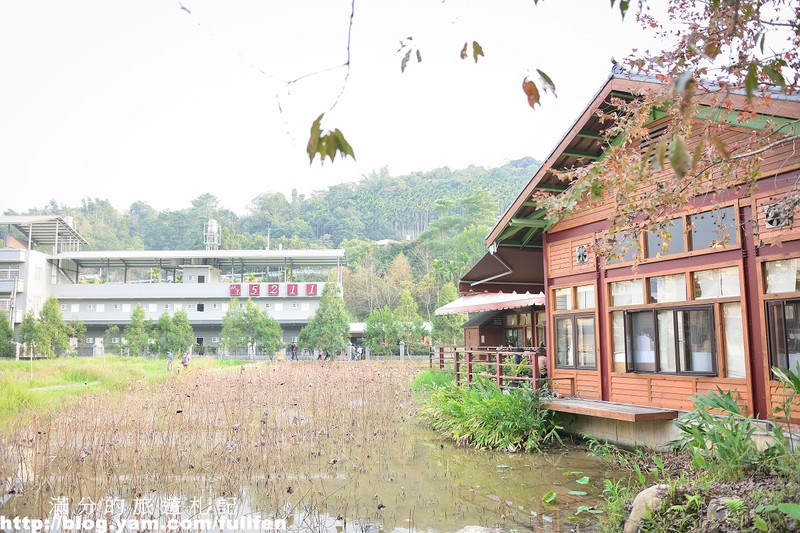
[451,70,800,423]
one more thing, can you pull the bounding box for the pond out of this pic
[0,361,618,531]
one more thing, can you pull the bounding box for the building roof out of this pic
[0,215,88,248]
[52,248,346,270]
[485,68,800,250]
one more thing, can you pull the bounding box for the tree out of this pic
[153,311,175,356]
[18,311,38,358]
[364,307,398,357]
[431,283,466,346]
[298,279,350,359]
[68,321,87,350]
[0,311,14,357]
[393,289,424,347]
[37,297,70,357]
[221,299,282,357]
[171,309,196,355]
[104,325,120,355]
[124,304,150,356]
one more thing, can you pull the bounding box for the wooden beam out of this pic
[520,227,539,247]
[533,184,568,193]
[562,150,601,161]
[576,131,605,141]
[497,225,520,242]
[509,218,548,228]
[498,241,543,249]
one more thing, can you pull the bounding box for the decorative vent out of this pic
[765,203,793,229]
[575,244,590,264]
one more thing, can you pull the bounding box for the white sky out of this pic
[0,0,660,215]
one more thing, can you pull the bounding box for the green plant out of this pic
[670,388,769,481]
[410,369,454,391]
[598,478,630,531]
[418,377,562,452]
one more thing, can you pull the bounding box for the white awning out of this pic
[434,291,546,315]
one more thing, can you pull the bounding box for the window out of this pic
[112,337,120,344]
[606,230,639,263]
[123,303,130,312]
[554,314,596,369]
[611,280,644,307]
[576,285,595,309]
[766,300,800,373]
[765,259,800,294]
[148,304,157,313]
[291,302,300,309]
[87,304,95,310]
[693,267,740,299]
[647,218,685,257]
[113,304,121,310]
[85,337,94,344]
[624,306,715,374]
[71,304,79,313]
[554,288,573,310]
[60,304,67,311]
[96,303,105,313]
[212,303,218,310]
[197,303,205,312]
[648,274,686,303]
[187,303,195,309]
[164,304,171,310]
[211,336,220,343]
[689,206,736,250]
[723,303,746,378]
[274,303,284,312]
[264,303,271,309]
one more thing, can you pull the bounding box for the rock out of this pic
[624,484,669,533]
[706,498,731,524]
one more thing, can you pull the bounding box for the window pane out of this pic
[723,303,746,378]
[555,288,572,311]
[576,317,596,368]
[767,302,789,370]
[606,231,639,263]
[555,317,574,366]
[577,285,595,309]
[680,308,714,372]
[647,218,685,257]
[786,302,800,372]
[631,311,656,372]
[765,259,800,294]
[612,311,626,372]
[611,280,644,306]
[657,310,677,373]
[693,267,740,299]
[690,206,736,250]
[649,274,686,303]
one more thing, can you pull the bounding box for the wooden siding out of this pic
[609,374,751,413]
[546,237,596,277]
[769,382,800,421]
[552,369,601,399]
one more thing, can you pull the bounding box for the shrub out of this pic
[418,377,561,452]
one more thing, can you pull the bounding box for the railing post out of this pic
[454,350,460,385]
[532,351,539,391]
[438,346,444,370]
[495,352,503,388]
[466,351,473,383]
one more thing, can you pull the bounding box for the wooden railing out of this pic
[430,346,575,395]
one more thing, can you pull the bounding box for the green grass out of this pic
[410,369,455,391]
[0,355,246,428]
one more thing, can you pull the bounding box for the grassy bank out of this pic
[0,355,245,427]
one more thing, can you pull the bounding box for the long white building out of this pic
[0,215,345,354]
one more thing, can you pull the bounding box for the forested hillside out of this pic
[7,158,540,320]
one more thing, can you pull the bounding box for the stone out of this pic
[706,497,732,524]
[624,484,669,533]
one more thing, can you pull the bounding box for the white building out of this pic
[0,215,345,354]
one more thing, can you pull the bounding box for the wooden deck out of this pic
[541,397,680,423]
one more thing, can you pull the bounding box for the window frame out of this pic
[624,305,717,375]
[554,312,597,370]
[765,299,800,376]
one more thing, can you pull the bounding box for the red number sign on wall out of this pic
[306,283,318,296]
[249,284,260,296]
[229,284,241,296]
[287,283,299,296]
[267,284,279,296]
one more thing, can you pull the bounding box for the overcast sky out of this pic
[0,1,661,215]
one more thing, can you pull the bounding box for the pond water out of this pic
[0,361,618,532]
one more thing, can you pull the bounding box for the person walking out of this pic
[166,351,174,372]
[290,342,298,360]
[181,351,191,370]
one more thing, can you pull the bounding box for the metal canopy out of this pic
[0,215,88,247]
[51,249,346,270]
[435,291,546,315]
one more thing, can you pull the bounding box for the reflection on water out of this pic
[0,362,617,531]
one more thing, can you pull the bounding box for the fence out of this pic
[430,346,575,395]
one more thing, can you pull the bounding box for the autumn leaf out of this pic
[400,50,411,73]
[307,113,355,165]
[711,136,731,161]
[460,42,468,60]
[668,135,690,178]
[537,69,557,96]
[472,41,484,63]
[522,77,541,108]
